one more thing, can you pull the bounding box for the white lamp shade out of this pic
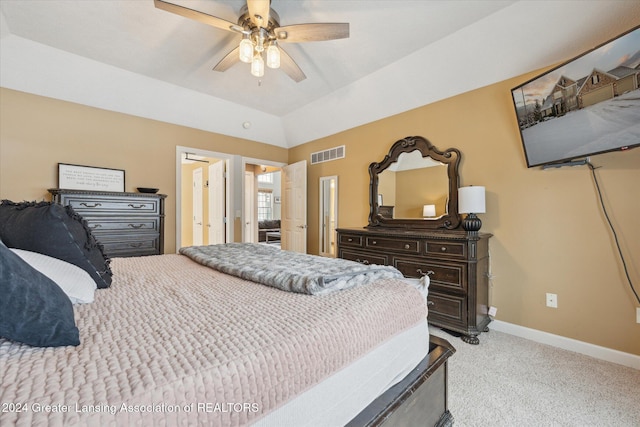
[251,53,264,77]
[239,38,253,63]
[423,204,436,217]
[266,44,280,68]
[458,186,485,214]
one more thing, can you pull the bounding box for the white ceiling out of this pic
[1,1,639,148]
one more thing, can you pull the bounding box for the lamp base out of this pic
[462,213,482,234]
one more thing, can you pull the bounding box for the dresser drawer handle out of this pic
[128,224,145,229]
[89,224,102,229]
[355,258,370,265]
[128,242,144,248]
[416,269,435,277]
[80,202,102,208]
[128,203,147,209]
[404,244,410,249]
[441,246,447,252]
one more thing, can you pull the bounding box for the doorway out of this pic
[176,147,233,250]
[241,158,288,247]
[319,176,338,257]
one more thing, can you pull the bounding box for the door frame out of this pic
[176,146,234,251]
[319,175,338,257]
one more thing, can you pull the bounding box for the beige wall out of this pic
[2,74,639,355]
[289,75,640,355]
[0,88,288,253]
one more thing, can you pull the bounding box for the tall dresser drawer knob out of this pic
[427,301,435,306]
[347,238,353,242]
[441,247,447,252]
[404,244,410,249]
[80,202,102,208]
[372,241,377,245]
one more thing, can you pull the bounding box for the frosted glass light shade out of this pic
[239,37,253,63]
[423,204,436,217]
[251,54,264,77]
[459,186,485,214]
[266,44,280,69]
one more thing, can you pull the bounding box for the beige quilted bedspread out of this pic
[0,254,427,426]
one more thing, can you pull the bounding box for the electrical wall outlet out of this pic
[636,307,640,324]
[546,293,558,308]
[488,306,497,317]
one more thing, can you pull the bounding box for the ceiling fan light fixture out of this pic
[251,53,264,77]
[266,43,280,69]
[239,36,253,63]
[154,0,349,83]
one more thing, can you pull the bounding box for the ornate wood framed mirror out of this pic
[368,136,461,230]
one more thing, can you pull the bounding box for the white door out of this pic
[244,171,256,243]
[192,167,203,246]
[208,161,225,244]
[281,160,307,253]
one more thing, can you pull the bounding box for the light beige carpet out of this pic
[429,326,640,426]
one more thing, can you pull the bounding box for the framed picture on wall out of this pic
[58,163,125,192]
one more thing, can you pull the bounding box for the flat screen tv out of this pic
[511,26,640,168]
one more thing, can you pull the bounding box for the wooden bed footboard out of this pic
[346,335,456,427]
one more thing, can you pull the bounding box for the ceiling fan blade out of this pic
[275,23,349,43]
[154,0,244,33]
[213,47,240,72]
[279,47,306,83]
[246,0,270,28]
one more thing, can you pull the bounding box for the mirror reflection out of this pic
[377,151,448,219]
[319,176,338,257]
[368,136,461,230]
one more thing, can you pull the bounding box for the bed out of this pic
[0,201,455,427]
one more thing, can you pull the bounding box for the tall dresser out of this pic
[337,228,491,344]
[49,189,166,258]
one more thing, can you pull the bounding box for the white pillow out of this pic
[10,248,96,304]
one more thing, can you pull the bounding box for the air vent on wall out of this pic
[311,145,345,165]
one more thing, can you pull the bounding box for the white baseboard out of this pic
[490,320,640,370]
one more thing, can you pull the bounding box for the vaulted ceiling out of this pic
[1,1,639,148]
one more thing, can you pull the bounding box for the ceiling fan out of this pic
[154,0,350,82]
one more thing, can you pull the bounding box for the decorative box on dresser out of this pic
[337,228,491,344]
[49,189,166,258]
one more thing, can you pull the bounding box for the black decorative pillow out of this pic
[0,238,80,347]
[0,200,112,288]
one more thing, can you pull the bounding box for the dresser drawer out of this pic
[86,218,160,234]
[99,235,160,258]
[61,195,161,215]
[339,234,363,247]
[425,240,466,259]
[394,258,465,290]
[339,249,388,266]
[427,292,467,329]
[365,237,420,254]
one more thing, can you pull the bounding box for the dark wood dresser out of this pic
[49,189,166,258]
[337,227,491,344]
